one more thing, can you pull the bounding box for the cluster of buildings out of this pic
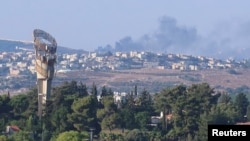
[0,48,244,76]
[56,51,243,72]
[0,47,246,94]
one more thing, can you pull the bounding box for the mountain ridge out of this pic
[0,39,246,62]
[0,39,88,54]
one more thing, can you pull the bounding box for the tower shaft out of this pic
[33,29,57,119]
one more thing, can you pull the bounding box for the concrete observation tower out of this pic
[33,29,57,118]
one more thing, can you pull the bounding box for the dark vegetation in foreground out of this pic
[0,81,250,141]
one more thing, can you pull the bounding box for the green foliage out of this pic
[101,113,120,132]
[50,106,70,133]
[9,94,29,116]
[1,81,250,141]
[195,113,209,141]
[218,92,232,104]
[135,112,150,129]
[147,130,162,141]
[68,96,99,131]
[22,88,38,118]
[56,131,88,141]
[134,85,138,96]
[247,106,250,121]
[0,94,11,113]
[26,115,39,132]
[101,96,117,112]
[119,109,136,129]
[98,95,120,132]
[101,86,108,97]
[136,89,153,112]
[91,82,98,96]
[8,131,33,141]
[99,132,124,141]
[235,93,249,121]
[123,92,135,110]
[78,82,89,97]
[208,103,238,124]
[124,129,149,141]
[0,135,7,141]
[0,94,11,131]
[226,85,250,98]
[154,83,220,140]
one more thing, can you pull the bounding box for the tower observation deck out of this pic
[33,29,57,118]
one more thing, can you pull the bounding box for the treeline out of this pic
[0,81,250,141]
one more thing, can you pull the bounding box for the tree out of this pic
[100,86,108,97]
[195,113,209,141]
[247,106,250,121]
[183,83,218,138]
[0,94,11,131]
[155,83,219,140]
[196,101,238,141]
[68,96,100,132]
[153,92,170,132]
[124,129,148,141]
[97,96,120,132]
[124,92,135,110]
[67,81,78,94]
[170,85,187,139]
[50,106,70,133]
[91,82,98,96]
[22,88,38,118]
[0,94,10,114]
[107,88,113,96]
[101,113,120,132]
[9,94,29,116]
[137,89,153,112]
[50,83,73,110]
[8,131,33,141]
[208,103,238,124]
[154,85,186,133]
[135,112,150,129]
[186,83,218,115]
[56,131,88,141]
[102,96,117,113]
[218,92,232,104]
[78,81,88,97]
[119,108,136,130]
[235,93,249,121]
[25,115,40,139]
[134,85,138,96]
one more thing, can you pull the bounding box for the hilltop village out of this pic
[0,47,249,94]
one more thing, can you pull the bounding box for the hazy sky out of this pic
[1,0,250,59]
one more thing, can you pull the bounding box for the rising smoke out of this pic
[96,16,250,60]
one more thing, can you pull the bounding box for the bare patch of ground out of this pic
[55,68,250,93]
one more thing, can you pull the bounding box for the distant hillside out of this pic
[0,39,88,54]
